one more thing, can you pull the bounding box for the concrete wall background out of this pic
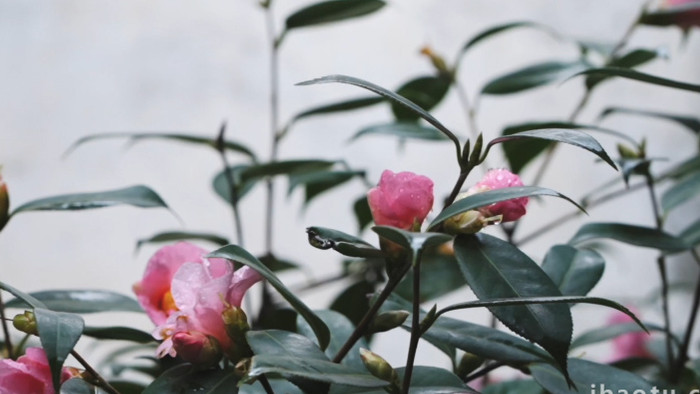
[1,0,699,374]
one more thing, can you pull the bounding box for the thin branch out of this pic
[0,292,13,358]
[70,350,120,394]
[259,374,276,394]
[672,258,700,380]
[216,124,245,247]
[401,252,423,393]
[463,361,505,384]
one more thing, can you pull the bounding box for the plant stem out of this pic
[454,82,490,170]
[259,374,276,394]
[671,254,700,381]
[401,253,423,393]
[463,361,505,384]
[264,5,280,255]
[0,292,13,359]
[70,350,120,394]
[216,124,245,247]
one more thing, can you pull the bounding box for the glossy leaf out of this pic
[481,60,589,95]
[65,132,256,161]
[395,251,467,302]
[331,280,375,328]
[640,3,700,28]
[586,48,665,90]
[481,380,544,394]
[372,226,452,253]
[136,231,229,250]
[35,308,85,389]
[454,233,572,377]
[571,321,664,349]
[666,155,700,180]
[571,67,700,94]
[246,330,386,387]
[357,388,476,394]
[459,21,558,63]
[353,196,373,232]
[662,172,700,214]
[680,217,700,247]
[569,222,689,253]
[297,75,460,149]
[240,379,303,394]
[288,170,364,205]
[599,106,700,135]
[212,164,257,203]
[395,366,467,389]
[285,0,385,31]
[290,96,384,125]
[351,122,448,142]
[11,185,170,217]
[0,280,47,309]
[531,358,655,394]
[297,310,367,371]
[488,128,617,170]
[61,379,96,394]
[208,245,330,350]
[542,245,605,296]
[143,364,238,394]
[82,326,154,343]
[257,253,299,272]
[306,226,382,258]
[5,290,142,314]
[391,76,451,121]
[429,186,584,229]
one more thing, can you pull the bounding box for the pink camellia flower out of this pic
[136,242,262,363]
[608,309,652,362]
[0,347,75,394]
[367,170,434,230]
[468,168,528,222]
[664,0,700,29]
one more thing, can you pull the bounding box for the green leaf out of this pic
[488,128,617,170]
[542,245,605,296]
[297,75,460,150]
[662,172,700,214]
[35,308,84,390]
[306,226,382,258]
[11,185,170,217]
[353,196,373,232]
[598,106,700,135]
[586,48,665,90]
[640,3,700,28]
[481,380,544,394]
[391,76,451,122]
[395,366,467,389]
[459,21,559,63]
[571,321,663,349]
[82,326,154,343]
[257,253,299,272]
[453,233,572,378]
[297,310,367,371]
[395,251,467,302]
[285,0,385,31]
[246,330,386,387]
[667,155,700,180]
[570,67,700,94]
[61,378,97,394]
[0,280,47,309]
[143,364,239,394]
[568,222,689,253]
[5,290,142,314]
[331,280,375,328]
[136,231,229,251]
[288,170,364,206]
[680,217,700,247]
[530,358,655,394]
[481,60,589,95]
[429,186,584,229]
[357,388,477,394]
[351,122,448,142]
[208,245,330,350]
[65,132,256,161]
[239,379,303,394]
[372,226,452,253]
[290,96,384,125]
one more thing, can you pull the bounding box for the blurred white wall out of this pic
[1,0,699,371]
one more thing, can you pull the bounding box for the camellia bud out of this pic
[367,170,434,231]
[456,352,484,378]
[467,169,528,223]
[419,46,452,77]
[171,331,222,367]
[12,310,37,336]
[359,348,399,389]
[222,305,252,362]
[369,310,410,334]
[443,209,488,235]
[0,169,9,232]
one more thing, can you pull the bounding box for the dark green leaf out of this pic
[530,358,655,394]
[599,106,700,135]
[82,326,154,343]
[136,231,229,250]
[290,96,384,125]
[429,186,584,229]
[662,172,700,214]
[212,164,256,203]
[619,158,653,185]
[331,280,375,328]
[395,251,467,302]
[0,281,47,309]
[297,75,460,149]
[488,128,617,170]
[65,132,256,161]
[108,381,148,394]
[5,290,142,314]
[351,122,448,142]
[11,185,170,216]
[246,330,386,387]
[306,226,382,258]
[666,155,700,179]
[568,222,689,253]
[570,67,700,94]
[459,21,558,62]
[143,364,239,394]
[258,254,299,272]
[640,3,700,28]
[61,378,96,394]
[396,366,467,388]
[357,388,476,394]
[209,245,330,350]
[571,321,663,349]
[391,76,451,121]
[297,310,367,371]
[288,170,364,205]
[542,245,605,296]
[481,60,589,95]
[586,48,665,90]
[372,226,452,253]
[680,217,700,247]
[239,379,303,394]
[481,380,544,394]
[35,308,84,389]
[454,233,572,377]
[353,196,373,232]
[285,0,385,31]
